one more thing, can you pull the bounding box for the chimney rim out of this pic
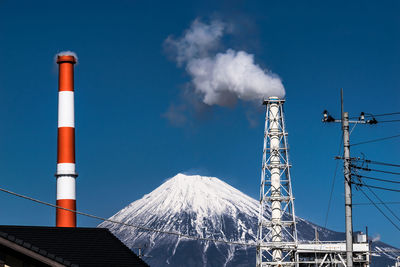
[57,55,77,64]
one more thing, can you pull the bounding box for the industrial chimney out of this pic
[56,54,77,227]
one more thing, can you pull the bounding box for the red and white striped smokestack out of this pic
[56,53,77,227]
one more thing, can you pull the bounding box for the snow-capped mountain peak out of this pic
[104,173,260,240]
[134,173,259,217]
[99,173,399,267]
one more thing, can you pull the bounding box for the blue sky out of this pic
[0,0,399,246]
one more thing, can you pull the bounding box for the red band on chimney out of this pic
[57,127,75,163]
[56,199,76,227]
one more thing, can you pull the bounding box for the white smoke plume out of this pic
[165,19,285,107]
[187,49,284,105]
[55,51,78,62]
[165,19,224,66]
[372,234,381,242]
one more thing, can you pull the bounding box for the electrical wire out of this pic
[352,182,400,193]
[369,168,400,176]
[351,134,400,146]
[365,112,400,117]
[0,186,256,247]
[355,184,400,232]
[360,159,400,168]
[324,134,343,229]
[353,201,400,206]
[351,165,400,176]
[349,112,400,120]
[364,185,400,223]
[354,174,400,184]
[349,123,358,136]
[378,119,400,123]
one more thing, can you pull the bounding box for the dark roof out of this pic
[0,225,149,267]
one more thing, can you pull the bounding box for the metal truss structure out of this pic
[256,97,298,266]
[256,96,370,267]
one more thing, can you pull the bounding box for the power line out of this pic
[378,119,400,123]
[369,168,400,176]
[353,201,400,206]
[356,180,400,232]
[349,112,400,120]
[361,159,400,168]
[355,185,400,232]
[352,182,400,193]
[351,165,400,176]
[351,134,400,146]
[364,185,400,223]
[365,112,400,117]
[0,186,256,247]
[354,174,400,184]
[324,134,343,228]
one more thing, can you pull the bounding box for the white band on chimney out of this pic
[58,91,75,128]
[57,163,76,175]
[57,176,76,200]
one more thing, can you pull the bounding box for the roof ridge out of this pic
[0,226,149,266]
[0,230,78,266]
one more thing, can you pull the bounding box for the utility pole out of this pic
[342,90,353,267]
[322,89,377,267]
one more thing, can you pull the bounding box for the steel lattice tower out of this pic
[256,97,298,267]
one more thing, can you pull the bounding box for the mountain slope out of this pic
[99,173,399,266]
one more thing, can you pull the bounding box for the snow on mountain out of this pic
[109,173,260,227]
[99,173,399,267]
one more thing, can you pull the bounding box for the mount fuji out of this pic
[99,173,399,267]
